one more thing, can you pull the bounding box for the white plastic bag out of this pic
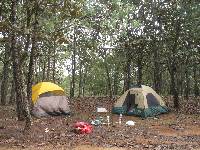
[126,120,136,126]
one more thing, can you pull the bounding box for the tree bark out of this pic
[153,44,162,94]
[134,42,144,88]
[1,44,10,105]
[168,61,179,109]
[47,51,51,81]
[123,47,131,91]
[70,49,76,98]
[0,2,10,105]
[42,57,46,81]
[184,65,190,100]
[78,61,82,97]
[52,41,56,83]
[82,66,87,97]
[27,0,38,110]
[137,55,143,87]
[10,0,31,130]
[193,64,199,97]
[24,0,31,55]
[34,59,39,83]
[70,25,76,98]
[10,0,23,120]
[113,65,119,96]
[100,49,113,98]
[9,79,16,104]
[168,16,181,109]
[104,60,112,98]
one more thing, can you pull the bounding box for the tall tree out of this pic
[27,0,38,109]
[0,1,11,105]
[10,0,31,130]
[70,24,77,98]
[0,40,10,105]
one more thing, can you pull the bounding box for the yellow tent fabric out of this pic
[32,82,65,104]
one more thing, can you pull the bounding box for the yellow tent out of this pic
[32,82,65,104]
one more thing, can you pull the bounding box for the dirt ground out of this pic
[0,145,126,150]
[0,97,200,150]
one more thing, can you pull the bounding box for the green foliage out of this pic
[0,0,199,99]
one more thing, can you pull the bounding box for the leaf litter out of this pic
[0,96,200,150]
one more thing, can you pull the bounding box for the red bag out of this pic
[73,122,92,134]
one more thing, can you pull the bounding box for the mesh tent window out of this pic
[146,93,160,106]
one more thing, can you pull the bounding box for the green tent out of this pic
[112,85,168,118]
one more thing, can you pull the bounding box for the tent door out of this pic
[123,92,136,112]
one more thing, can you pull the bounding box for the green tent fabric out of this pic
[112,85,168,118]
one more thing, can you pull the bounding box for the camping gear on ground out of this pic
[32,82,70,118]
[73,122,92,134]
[91,116,111,126]
[126,120,136,126]
[112,85,168,118]
[97,107,108,113]
[119,114,123,125]
[91,119,101,126]
[107,116,110,126]
[91,116,104,126]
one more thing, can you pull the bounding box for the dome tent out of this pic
[112,85,168,118]
[32,82,70,117]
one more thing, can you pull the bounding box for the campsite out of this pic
[0,0,200,150]
[0,96,200,150]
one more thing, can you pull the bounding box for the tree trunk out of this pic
[104,61,112,98]
[168,62,179,109]
[70,26,76,98]
[78,61,82,97]
[70,50,76,98]
[9,79,16,104]
[113,66,119,96]
[34,59,39,83]
[27,1,38,110]
[0,2,11,105]
[47,49,51,81]
[123,48,131,91]
[193,65,199,97]
[177,65,184,96]
[100,49,113,98]
[42,58,46,81]
[151,3,162,93]
[137,56,143,87]
[184,66,190,100]
[169,17,181,109]
[153,46,162,94]
[10,0,23,120]
[24,0,31,55]
[1,45,10,105]
[10,0,31,130]
[82,67,87,97]
[52,42,56,83]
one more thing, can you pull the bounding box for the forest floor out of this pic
[0,97,200,150]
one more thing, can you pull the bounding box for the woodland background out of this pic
[0,0,199,128]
